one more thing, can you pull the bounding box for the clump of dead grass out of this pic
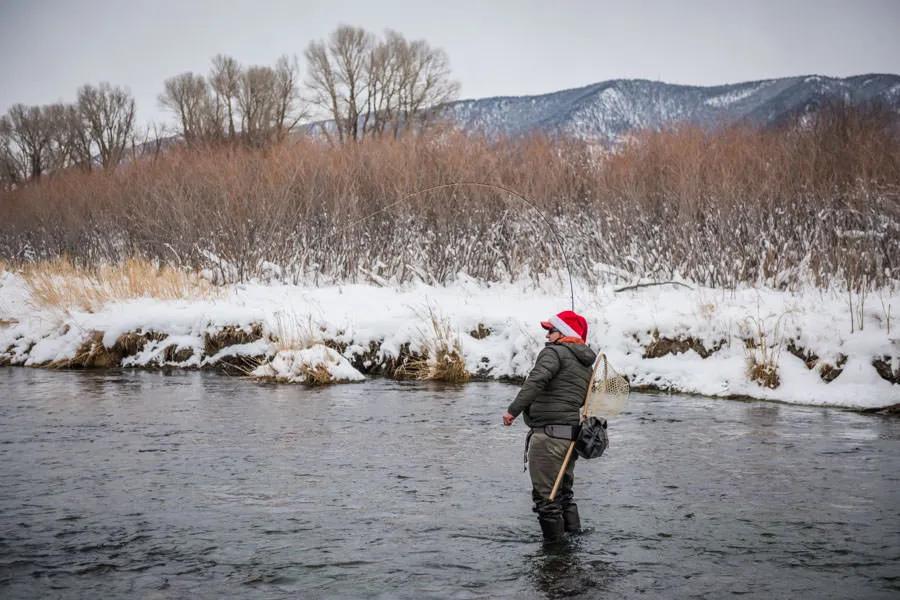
[250,311,344,385]
[402,305,469,383]
[299,363,334,386]
[740,310,792,389]
[268,310,319,351]
[18,256,217,311]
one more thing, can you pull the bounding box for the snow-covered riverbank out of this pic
[1,270,897,409]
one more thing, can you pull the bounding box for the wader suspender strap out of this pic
[523,429,534,472]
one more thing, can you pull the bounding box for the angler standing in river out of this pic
[502,310,596,542]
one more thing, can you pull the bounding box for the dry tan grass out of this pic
[112,331,155,356]
[269,311,318,351]
[299,363,333,386]
[748,361,780,389]
[741,311,792,389]
[18,257,217,311]
[403,306,470,383]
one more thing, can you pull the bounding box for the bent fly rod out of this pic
[338,181,576,311]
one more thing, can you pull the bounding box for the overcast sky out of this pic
[2,0,898,128]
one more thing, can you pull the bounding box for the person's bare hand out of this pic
[502,411,516,426]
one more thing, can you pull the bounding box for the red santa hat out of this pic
[541,310,588,341]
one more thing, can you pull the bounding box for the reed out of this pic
[741,311,793,389]
[17,257,216,311]
[404,306,470,383]
[268,311,318,352]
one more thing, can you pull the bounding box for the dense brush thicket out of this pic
[1,104,898,290]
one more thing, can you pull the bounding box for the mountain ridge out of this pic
[443,73,900,143]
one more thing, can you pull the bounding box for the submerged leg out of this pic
[562,503,580,533]
[558,457,579,532]
[528,432,578,541]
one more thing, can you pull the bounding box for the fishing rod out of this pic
[338,181,576,311]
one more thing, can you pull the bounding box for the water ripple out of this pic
[1,368,898,599]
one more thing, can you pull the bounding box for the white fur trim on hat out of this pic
[548,314,579,338]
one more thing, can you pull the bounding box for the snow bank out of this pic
[1,271,897,408]
[251,346,365,384]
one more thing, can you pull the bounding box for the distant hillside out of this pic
[444,74,900,143]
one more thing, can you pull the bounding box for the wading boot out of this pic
[562,504,581,533]
[538,514,565,543]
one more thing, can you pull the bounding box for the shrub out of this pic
[1,103,897,291]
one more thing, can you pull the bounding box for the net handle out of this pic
[549,353,605,502]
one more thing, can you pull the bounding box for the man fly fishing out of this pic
[502,310,596,542]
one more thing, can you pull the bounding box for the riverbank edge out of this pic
[2,361,898,416]
[2,321,898,413]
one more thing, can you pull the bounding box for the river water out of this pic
[0,367,898,599]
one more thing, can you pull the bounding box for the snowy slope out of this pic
[444,74,900,143]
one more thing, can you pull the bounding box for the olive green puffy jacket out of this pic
[507,342,597,427]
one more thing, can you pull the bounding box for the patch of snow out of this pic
[120,334,202,368]
[25,324,87,366]
[704,85,760,108]
[251,346,365,384]
[202,339,270,367]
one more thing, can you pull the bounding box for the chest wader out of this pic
[526,426,581,541]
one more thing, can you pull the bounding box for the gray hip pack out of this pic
[538,424,579,441]
[523,424,579,470]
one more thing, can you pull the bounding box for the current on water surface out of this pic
[0,368,898,599]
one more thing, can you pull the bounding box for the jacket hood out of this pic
[551,342,596,367]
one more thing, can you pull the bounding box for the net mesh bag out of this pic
[584,353,631,418]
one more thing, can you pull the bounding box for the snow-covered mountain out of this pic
[444,74,900,143]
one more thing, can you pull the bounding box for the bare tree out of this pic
[159,72,220,145]
[333,26,373,142]
[392,36,459,135]
[237,65,277,147]
[1,84,137,177]
[306,26,458,142]
[305,41,342,143]
[63,103,94,170]
[4,104,55,180]
[210,54,241,141]
[305,25,374,142]
[162,56,303,148]
[0,116,24,188]
[0,102,92,184]
[364,35,402,136]
[43,103,87,172]
[273,55,305,141]
[77,83,136,169]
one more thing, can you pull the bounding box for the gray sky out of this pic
[2,0,899,128]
